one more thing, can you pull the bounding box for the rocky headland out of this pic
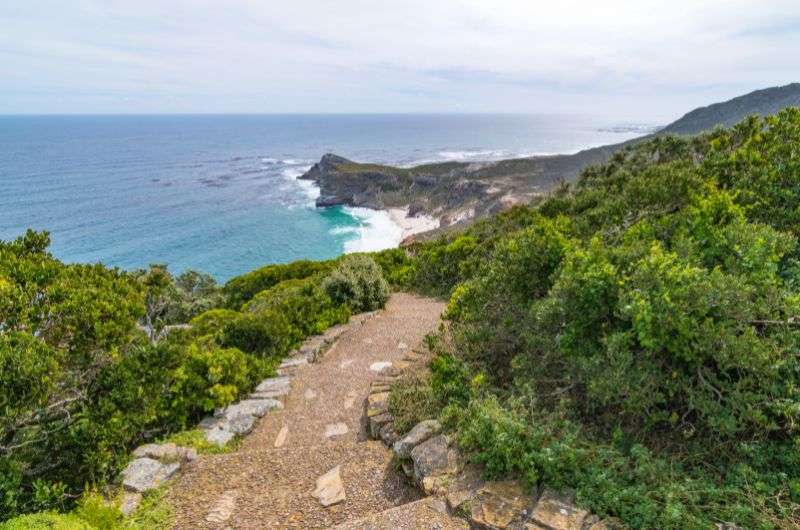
[300,83,800,239]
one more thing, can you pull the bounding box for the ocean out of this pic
[0,114,653,281]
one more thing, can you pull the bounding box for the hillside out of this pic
[301,83,800,228]
[4,109,800,530]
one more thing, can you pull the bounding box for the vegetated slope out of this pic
[301,83,800,227]
[0,231,390,526]
[388,109,800,529]
[662,82,800,135]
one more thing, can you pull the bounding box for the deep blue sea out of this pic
[0,114,653,281]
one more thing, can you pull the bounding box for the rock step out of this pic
[329,497,469,530]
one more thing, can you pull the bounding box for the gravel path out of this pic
[168,293,452,529]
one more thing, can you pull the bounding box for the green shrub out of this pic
[220,310,291,358]
[223,259,335,309]
[387,372,441,434]
[408,112,800,528]
[169,343,265,413]
[243,278,350,343]
[188,308,239,337]
[0,512,95,530]
[321,255,389,312]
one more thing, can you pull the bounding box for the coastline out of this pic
[387,207,440,241]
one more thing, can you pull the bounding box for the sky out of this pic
[1,0,799,120]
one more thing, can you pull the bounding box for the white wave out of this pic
[280,165,319,202]
[282,158,313,166]
[329,226,359,236]
[339,207,403,253]
[437,149,508,161]
[261,157,278,164]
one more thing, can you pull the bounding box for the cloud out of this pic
[0,0,798,117]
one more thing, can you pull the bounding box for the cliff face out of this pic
[300,83,800,227]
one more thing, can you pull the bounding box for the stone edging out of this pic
[116,310,379,515]
[364,351,623,530]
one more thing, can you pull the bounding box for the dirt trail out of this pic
[168,293,465,529]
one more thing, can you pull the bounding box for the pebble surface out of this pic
[167,293,453,529]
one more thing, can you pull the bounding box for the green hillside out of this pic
[3,108,800,529]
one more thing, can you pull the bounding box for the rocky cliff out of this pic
[301,83,800,229]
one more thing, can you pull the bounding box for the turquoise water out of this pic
[0,114,651,280]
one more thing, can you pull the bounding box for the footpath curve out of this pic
[167,293,465,529]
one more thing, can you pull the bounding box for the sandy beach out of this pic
[387,207,440,240]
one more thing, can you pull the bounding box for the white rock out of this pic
[339,359,354,369]
[369,361,392,372]
[324,422,349,438]
[206,490,238,523]
[274,425,289,448]
[312,465,346,507]
[398,342,408,349]
[121,458,180,493]
[304,389,317,400]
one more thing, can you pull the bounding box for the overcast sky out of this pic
[1,1,798,120]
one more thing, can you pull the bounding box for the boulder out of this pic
[220,398,282,420]
[469,480,535,529]
[121,457,180,493]
[204,425,236,446]
[225,414,257,435]
[393,420,442,458]
[526,489,588,530]
[312,465,346,507]
[410,435,460,485]
[132,443,197,463]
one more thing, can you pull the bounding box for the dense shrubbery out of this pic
[396,109,800,528]
[322,254,390,312]
[222,259,335,310]
[0,231,388,522]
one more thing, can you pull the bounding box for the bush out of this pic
[405,112,800,528]
[169,343,265,413]
[223,259,335,309]
[243,278,350,343]
[321,255,389,312]
[188,308,239,337]
[220,310,292,358]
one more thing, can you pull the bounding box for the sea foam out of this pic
[340,207,403,253]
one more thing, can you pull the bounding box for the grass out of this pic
[160,428,239,455]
